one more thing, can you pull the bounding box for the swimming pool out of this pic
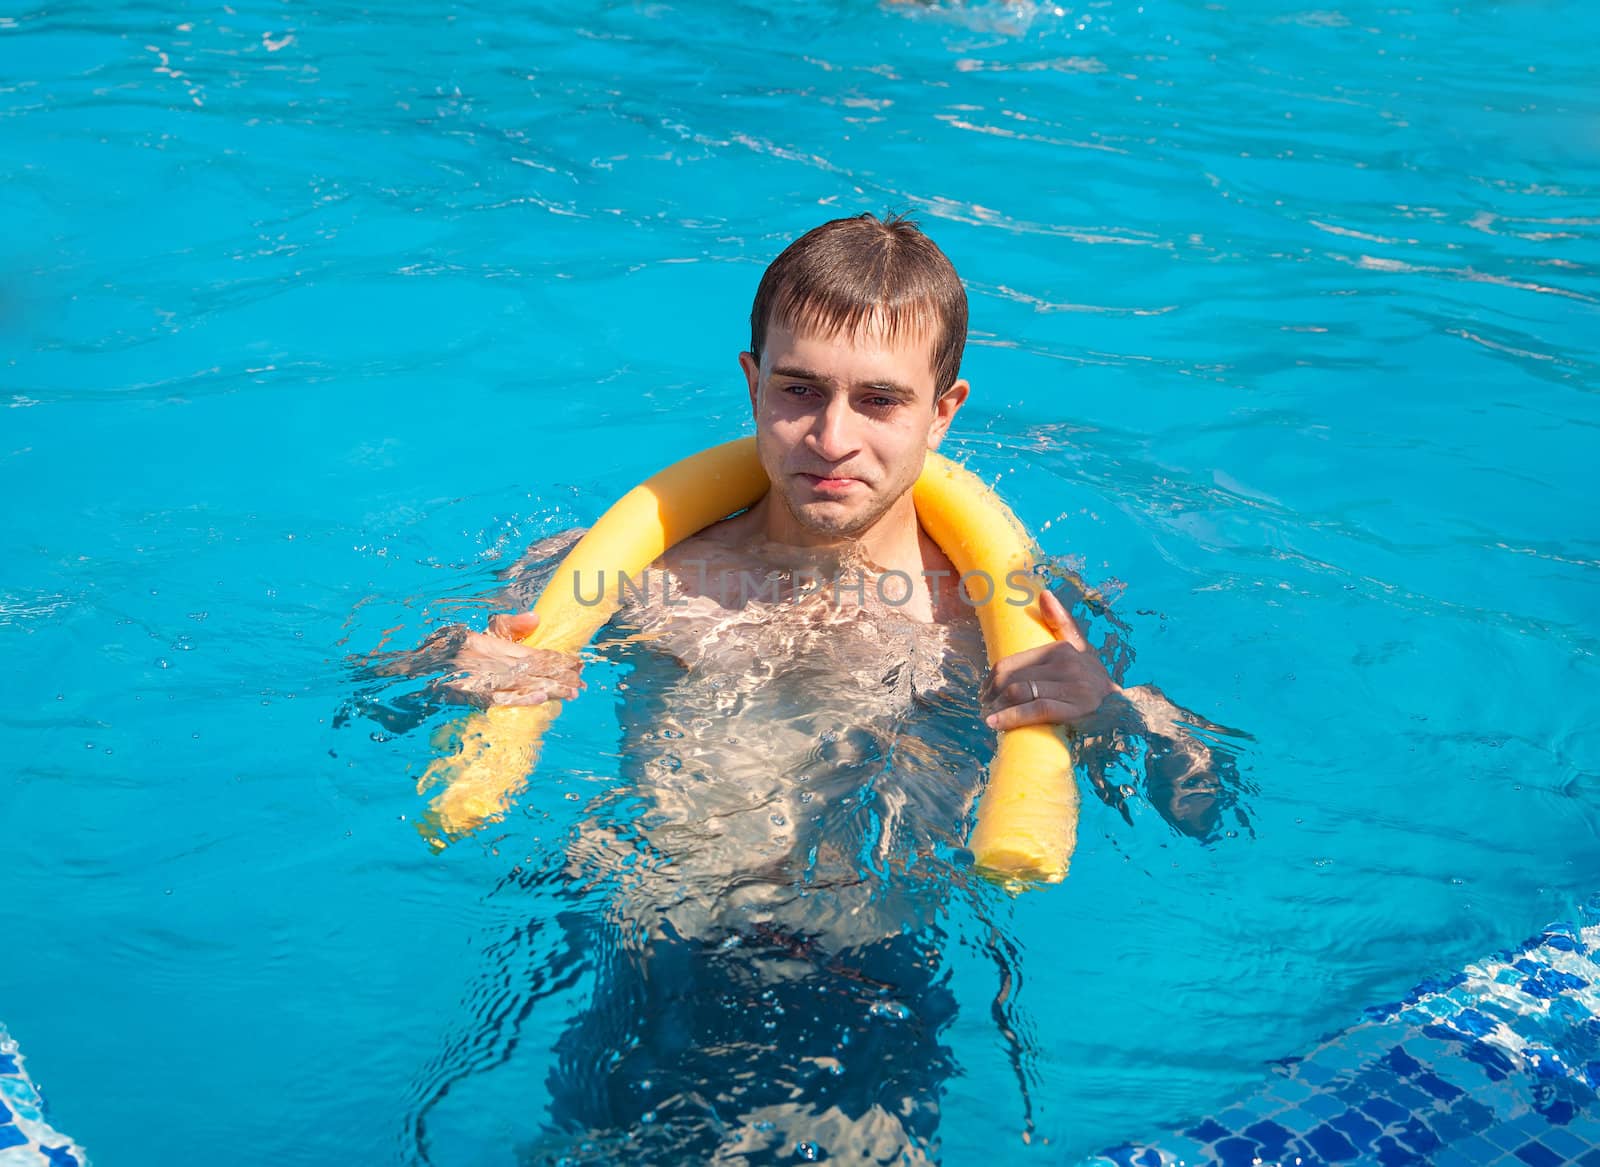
[2,0,1597,1162]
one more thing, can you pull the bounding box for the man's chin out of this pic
[788,498,875,540]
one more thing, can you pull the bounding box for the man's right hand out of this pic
[367,611,584,709]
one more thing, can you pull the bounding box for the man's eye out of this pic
[866,396,899,410]
[781,383,814,397]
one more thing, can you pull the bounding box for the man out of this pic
[422,213,1214,776]
[386,214,1240,1162]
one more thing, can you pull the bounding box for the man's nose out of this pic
[807,394,860,462]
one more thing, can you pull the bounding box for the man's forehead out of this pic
[760,317,940,378]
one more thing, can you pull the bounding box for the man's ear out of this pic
[739,351,761,414]
[927,378,970,450]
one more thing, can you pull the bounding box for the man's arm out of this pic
[353,527,590,710]
[982,590,1247,840]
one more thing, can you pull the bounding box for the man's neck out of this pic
[747,491,926,576]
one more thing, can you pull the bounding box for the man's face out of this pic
[740,318,969,545]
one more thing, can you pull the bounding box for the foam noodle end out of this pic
[967,725,1078,882]
[416,704,559,849]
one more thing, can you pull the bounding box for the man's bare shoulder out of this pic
[654,509,767,586]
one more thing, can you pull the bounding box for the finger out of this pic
[1038,589,1089,650]
[488,610,541,641]
[489,683,582,707]
[488,687,554,707]
[533,657,584,688]
[985,699,1073,732]
[485,611,535,640]
[987,638,1086,691]
[990,677,1103,725]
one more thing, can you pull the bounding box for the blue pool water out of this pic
[3,0,1598,1162]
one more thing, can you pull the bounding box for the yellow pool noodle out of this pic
[416,437,1077,880]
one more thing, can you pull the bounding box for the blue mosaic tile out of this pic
[1149,1133,1209,1164]
[0,1024,89,1167]
[1183,1118,1230,1143]
[1433,1049,1496,1091]
[1351,1065,1406,1098]
[1331,1079,1370,1108]
[1282,1140,1332,1167]
[1271,1075,1315,1104]
[1455,1008,1500,1037]
[1435,1097,1498,1142]
[1344,1024,1394,1060]
[1416,1068,1468,1101]
[1565,1110,1600,1143]
[1298,1060,1338,1087]
[1486,1119,1537,1152]
[1329,1107,1383,1149]
[1316,1043,1365,1073]
[1509,1109,1563,1142]
[1301,1091,1348,1121]
[1396,1115,1443,1155]
[1467,1038,1519,1081]
[1271,1102,1323,1135]
[1215,1106,1260,1132]
[1372,1134,1428,1166]
[1542,924,1583,946]
[1455,1132,1509,1163]
[1359,1092,1410,1126]
[1242,1118,1294,1156]
[1541,1126,1594,1160]
[1532,1081,1583,1126]
[1384,1044,1425,1077]
[1517,1142,1567,1167]
[1524,968,1591,1000]
[1096,915,1600,1167]
[1386,1081,1435,1111]
[1305,1122,1361,1161]
[1212,1135,1259,1166]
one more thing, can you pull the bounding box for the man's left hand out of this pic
[983,589,1118,732]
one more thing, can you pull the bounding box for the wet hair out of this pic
[749,212,968,397]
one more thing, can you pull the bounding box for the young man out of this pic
[426,213,1210,772]
[392,214,1236,1161]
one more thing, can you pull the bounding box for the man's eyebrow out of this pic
[769,365,917,398]
[770,364,834,385]
[859,380,917,399]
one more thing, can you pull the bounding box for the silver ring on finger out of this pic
[1028,679,1039,702]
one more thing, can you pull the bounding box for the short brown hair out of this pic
[749,213,968,396]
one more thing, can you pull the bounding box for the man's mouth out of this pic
[798,472,864,494]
